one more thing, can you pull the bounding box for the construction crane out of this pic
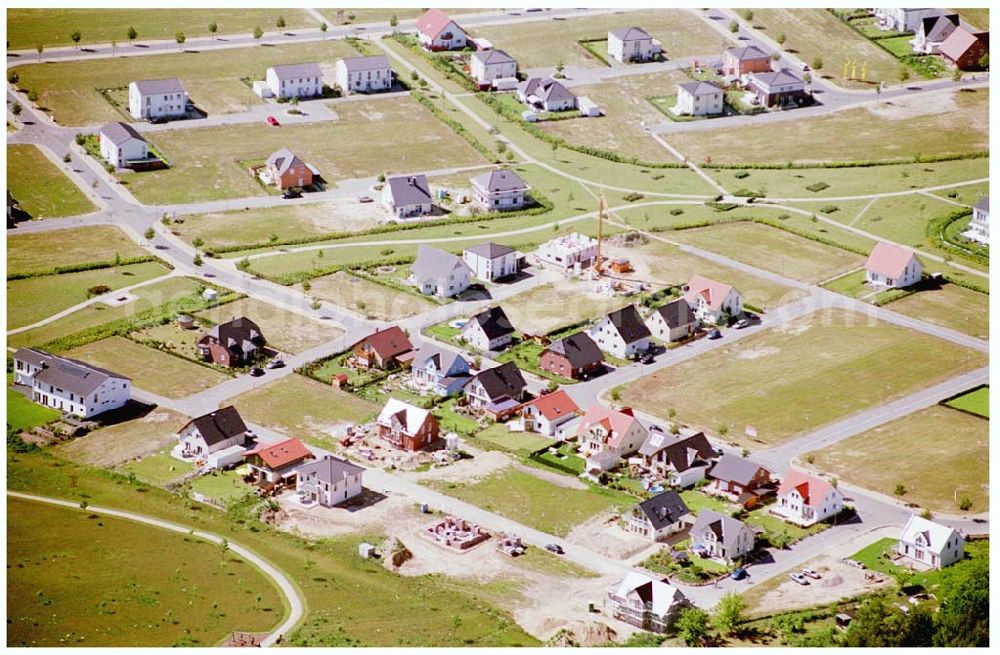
[594,191,607,275]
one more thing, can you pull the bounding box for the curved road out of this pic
[7,491,304,648]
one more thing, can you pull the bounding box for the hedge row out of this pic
[941,272,989,296]
[925,208,989,266]
[705,150,988,171]
[8,255,164,281]
[250,254,419,287]
[385,33,478,92]
[577,39,611,67]
[411,90,498,163]
[669,215,870,257]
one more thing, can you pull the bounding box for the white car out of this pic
[801,568,821,580]
[789,572,810,585]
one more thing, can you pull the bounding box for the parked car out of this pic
[545,544,564,555]
[358,195,374,203]
[801,568,821,580]
[249,367,265,377]
[735,318,751,329]
[149,115,168,125]
[282,188,302,199]
[730,567,747,580]
[800,62,810,71]
[266,358,285,369]
[789,572,810,585]
[640,352,655,365]
[266,115,280,126]
[708,328,723,340]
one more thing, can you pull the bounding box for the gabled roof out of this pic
[710,454,770,486]
[748,68,804,87]
[377,397,433,435]
[725,45,770,61]
[266,148,306,176]
[416,8,465,40]
[464,242,516,259]
[470,361,526,402]
[470,168,530,194]
[921,13,959,41]
[601,305,651,344]
[611,572,686,617]
[678,80,723,96]
[777,469,840,508]
[99,121,146,146]
[691,509,754,551]
[202,316,265,350]
[352,326,413,361]
[465,306,516,340]
[520,77,576,104]
[609,26,652,41]
[635,490,691,530]
[180,405,247,446]
[652,298,697,329]
[338,54,391,73]
[640,428,716,472]
[13,348,50,369]
[413,346,468,374]
[939,27,988,63]
[974,197,989,213]
[865,242,918,279]
[472,48,516,66]
[21,348,130,397]
[385,174,432,207]
[131,78,185,95]
[545,332,604,369]
[899,514,962,554]
[268,62,323,79]
[411,245,473,283]
[298,454,365,483]
[578,404,642,448]
[520,389,580,422]
[684,274,738,311]
[246,437,312,469]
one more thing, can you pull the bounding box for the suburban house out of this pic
[864,242,923,289]
[335,55,392,94]
[245,438,314,488]
[517,77,577,112]
[348,326,414,370]
[674,81,724,116]
[128,78,188,120]
[98,122,148,169]
[964,197,989,245]
[639,427,717,488]
[589,305,652,359]
[683,274,743,324]
[416,9,469,50]
[689,510,756,564]
[722,45,772,77]
[605,572,688,634]
[262,148,313,190]
[197,316,267,368]
[297,455,365,507]
[464,362,528,418]
[774,469,844,527]
[265,62,323,99]
[410,346,471,397]
[540,332,605,380]
[536,232,598,271]
[459,306,516,352]
[176,405,249,470]
[517,389,580,437]
[463,242,519,282]
[381,174,433,218]
[875,8,946,33]
[939,27,990,70]
[12,348,131,419]
[607,27,659,63]
[646,298,699,342]
[578,405,648,473]
[625,491,692,542]
[471,169,531,212]
[377,398,441,451]
[470,49,518,89]
[746,69,809,107]
[707,454,775,507]
[897,514,966,569]
[409,245,473,298]
[911,13,960,54]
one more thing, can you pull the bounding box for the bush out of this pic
[819,205,840,214]
[733,170,750,179]
[669,208,684,216]
[86,285,111,297]
[806,181,830,192]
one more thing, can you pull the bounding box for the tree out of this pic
[192,236,204,248]
[71,30,82,49]
[27,90,38,103]
[253,25,263,43]
[676,607,711,646]
[776,32,786,45]
[127,26,137,43]
[144,227,155,240]
[744,10,754,21]
[728,20,739,33]
[977,53,988,70]
[320,22,328,33]
[193,254,203,266]
[811,56,823,71]
[958,496,972,511]
[36,43,44,61]
[175,32,186,50]
[843,595,932,647]
[11,102,22,117]
[276,15,286,29]
[546,379,559,393]
[898,67,911,83]
[894,482,907,496]
[111,39,118,55]
[208,21,218,39]
[610,387,622,402]
[713,592,747,635]
[952,68,963,82]
[933,558,988,646]
[390,14,398,30]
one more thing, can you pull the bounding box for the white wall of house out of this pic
[177,428,244,458]
[688,289,742,324]
[773,487,843,526]
[588,318,651,359]
[460,322,512,352]
[335,62,392,94]
[473,186,526,212]
[625,513,686,542]
[414,269,471,298]
[128,84,187,120]
[608,33,653,63]
[580,421,648,460]
[865,257,923,289]
[897,532,965,569]
[99,135,148,168]
[301,471,363,507]
[676,88,724,116]
[522,406,575,437]
[27,376,131,419]
[419,22,467,50]
[470,58,517,85]
[646,312,697,342]
[265,70,322,99]
[463,250,518,282]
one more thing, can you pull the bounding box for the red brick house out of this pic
[197,316,266,368]
[348,326,414,370]
[540,332,605,380]
[263,148,313,189]
[722,45,771,77]
[377,398,440,451]
[939,27,989,71]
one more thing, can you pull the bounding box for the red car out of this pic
[266,115,279,126]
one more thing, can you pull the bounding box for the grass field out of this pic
[7,8,313,49]
[473,424,555,455]
[927,181,989,207]
[502,279,631,335]
[828,192,968,253]
[117,449,195,486]
[668,222,864,284]
[667,88,989,164]
[296,271,437,321]
[66,336,231,398]
[424,467,633,537]
[14,39,357,125]
[195,296,344,354]
[7,262,171,330]
[945,386,989,418]
[8,225,148,276]
[120,96,486,204]
[747,8,905,89]
[231,374,378,448]
[6,377,61,432]
[318,8,491,25]
[6,497,284,647]
[619,308,987,446]
[56,408,189,468]
[189,469,251,505]
[472,9,731,68]
[6,450,538,647]
[7,144,97,219]
[510,545,601,579]
[885,283,989,339]
[957,8,990,31]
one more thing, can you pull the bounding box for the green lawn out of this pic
[6,378,60,432]
[945,386,989,418]
[528,442,586,476]
[117,449,194,486]
[55,408,189,468]
[821,268,908,305]
[8,225,148,277]
[473,423,554,455]
[423,467,633,537]
[190,469,252,506]
[620,308,987,447]
[7,144,97,219]
[886,282,989,339]
[850,537,989,593]
[7,262,171,330]
[7,496,284,647]
[678,488,737,517]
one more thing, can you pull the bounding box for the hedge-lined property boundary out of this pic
[664,214,871,257]
[8,255,166,281]
[926,208,989,266]
[576,38,611,67]
[385,33,478,92]
[411,90,498,163]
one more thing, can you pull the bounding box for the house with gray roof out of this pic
[297,454,366,507]
[625,490,692,541]
[128,77,188,120]
[707,454,775,506]
[608,27,660,63]
[470,49,518,88]
[518,77,577,112]
[722,45,772,77]
[540,332,605,379]
[176,405,249,469]
[460,306,516,352]
[12,348,131,419]
[470,169,531,212]
[674,80,724,116]
[746,68,809,108]
[335,55,392,94]
[464,361,528,418]
[98,122,148,169]
[690,509,756,564]
[197,316,267,368]
[911,12,960,54]
[462,242,519,282]
[589,304,652,359]
[409,245,473,298]
[639,427,717,488]
[382,174,433,218]
[266,62,324,99]
[411,346,471,397]
[646,298,699,342]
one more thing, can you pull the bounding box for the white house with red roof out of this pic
[416,9,468,51]
[244,437,314,487]
[774,469,844,527]
[578,405,648,472]
[683,274,743,324]
[864,242,923,289]
[518,389,580,437]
